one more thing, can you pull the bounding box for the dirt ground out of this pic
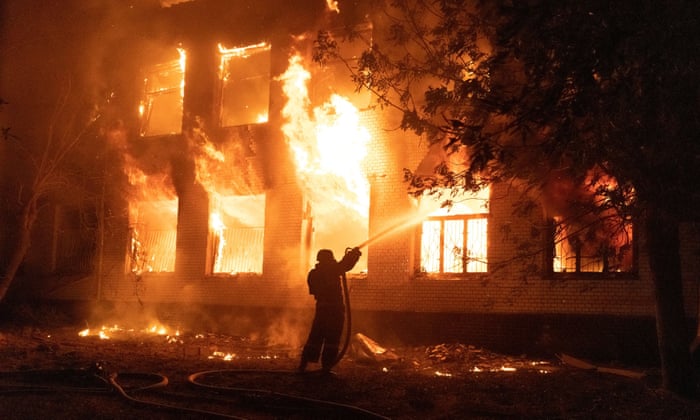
[1,313,700,419]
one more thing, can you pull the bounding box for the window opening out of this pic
[139,48,186,137]
[419,187,489,274]
[552,216,633,273]
[209,194,265,274]
[129,199,178,273]
[218,42,271,127]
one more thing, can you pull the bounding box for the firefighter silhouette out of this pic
[299,247,361,373]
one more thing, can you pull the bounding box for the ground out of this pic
[1,311,699,419]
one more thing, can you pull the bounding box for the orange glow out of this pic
[127,166,178,274]
[326,0,340,13]
[419,187,490,274]
[209,351,237,361]
[218,42,271,125]
[548,167,634,273]
[138,47,186,136]
[280,54,370,265]
[210,211,226,272]
[218,41,268,60]
[78,323,177,340]
[177,47,187,97]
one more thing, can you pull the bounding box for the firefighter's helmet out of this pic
[316,249,335,263]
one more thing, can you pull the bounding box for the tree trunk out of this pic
[646,208,696,396]
[0,197,38,303]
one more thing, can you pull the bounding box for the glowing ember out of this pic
[78,323,177,341]
[435,370,453,377]
[209,351,237,361]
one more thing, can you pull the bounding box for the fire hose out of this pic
[332,220,415,370]
[331,246,362,369]
[0,365,387,419]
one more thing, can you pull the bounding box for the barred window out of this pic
[209,194,265,275]
[419,187,489,274]
[550,216,634,274]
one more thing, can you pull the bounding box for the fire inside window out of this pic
[218,42,271,127]
[139,50,186,137]
[419,187,489,274]
[209,194,265,274]
[552,216,634,273]
[129,199,178,273]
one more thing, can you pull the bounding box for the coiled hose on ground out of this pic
[0,365,389,419]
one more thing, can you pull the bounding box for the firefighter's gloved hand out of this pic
[350,247,361,257]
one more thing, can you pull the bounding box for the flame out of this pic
[210,211,226,272]
[218,42,271,124]
[78,322,176,341]
[218,41,268,60]
[177,47,187,97]
[326,0,340,13]
[209,351,237,361]
[280,54,370,254]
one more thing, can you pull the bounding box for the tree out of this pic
[315,0,700,395]
[0,81,101,303]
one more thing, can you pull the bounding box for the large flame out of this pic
[280,54,370,222]
[126,166,178,274]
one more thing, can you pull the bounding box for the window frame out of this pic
[545,217,638,279]
[418,212,489,276]
[217,42,272,128]
[139,53,185,137]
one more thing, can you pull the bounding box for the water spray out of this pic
[353,210,432,250]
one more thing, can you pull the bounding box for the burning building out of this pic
[2,0,699,361]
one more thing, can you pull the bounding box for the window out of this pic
[139,49,186,137]
[550,215,634,274]
[218,42,271,127]
[209,194,265,274]
[129,199,178,273]
[419,187,489,274]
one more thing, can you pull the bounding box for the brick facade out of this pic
[17,0,700,361]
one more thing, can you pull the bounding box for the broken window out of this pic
[139,49,186,137]
[551,216,634,274]
[209,194,265,274]
[218,42,271,127]
[129,199,178,273]
[419,187,489,274]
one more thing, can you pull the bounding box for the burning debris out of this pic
[421,343,554,375]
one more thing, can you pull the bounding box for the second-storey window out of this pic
[139,49,186,137]
[218,42,271,127]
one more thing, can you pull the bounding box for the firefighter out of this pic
[298,247,362,374]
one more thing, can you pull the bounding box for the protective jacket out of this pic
[307,248,361,307]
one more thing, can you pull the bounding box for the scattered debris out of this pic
[351,333,400,363]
